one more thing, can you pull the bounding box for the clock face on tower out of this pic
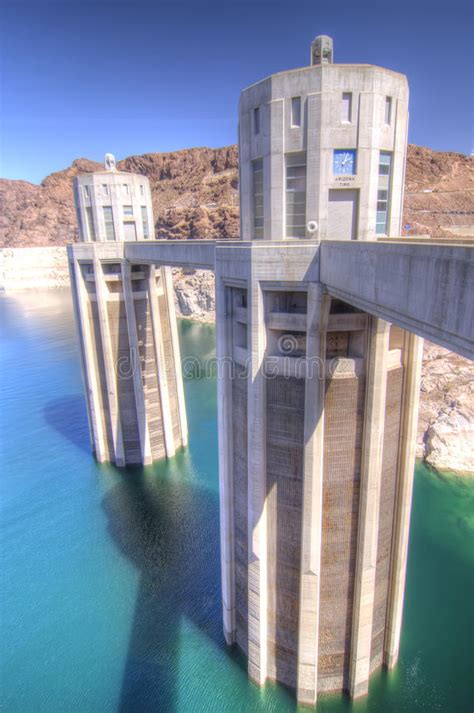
[333,149,357,175]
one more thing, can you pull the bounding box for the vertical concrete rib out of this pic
[247,276,268,684]
[384,333,423,668]
[162,266,188,447]
[147,265,176,458]
[93,256,125,466]
[70,258,106,461]
[216,275,236,643]
[267,98,284,241]
[349,317,390,698]
[297,285,330,706]
[122,261,152,465]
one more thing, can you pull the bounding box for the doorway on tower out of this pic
[328,189,359,240]
[123,221,137,241]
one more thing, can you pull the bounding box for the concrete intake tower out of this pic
[67,35,474,708]
[218,35,418,704]
[69,162,187,465]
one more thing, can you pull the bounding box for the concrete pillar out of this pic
[297,286,330,706]
[267,98,284,241]
[384,332,423,668]
[162,266,188,447]
[247,276,268,684]
[216,275,236,644]
[306,93,322,237]
[93,257,125,466]
[147,265,176,458]
[349,317,390,698]
[121,261,153,465]
[70,259,107,461]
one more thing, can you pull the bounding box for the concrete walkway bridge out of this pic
[72,237,474,359]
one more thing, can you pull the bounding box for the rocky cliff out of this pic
[0,147,240,248]
[418,342,474,474]
[0,145,473,475]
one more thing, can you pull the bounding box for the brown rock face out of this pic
[1,143,472,248]
[403,145,474,239]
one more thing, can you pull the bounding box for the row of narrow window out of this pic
[253,94,393,134]
[342,94,392,125]
[252,150,392,238]
[83,184,146,199]
[254,96,301,135]
[84,206,150,241]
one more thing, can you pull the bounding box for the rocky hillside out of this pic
[403,146,474,239]
[1,144,472,247]
[0,147,239,248]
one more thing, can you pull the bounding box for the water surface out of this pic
[1,290,472,712]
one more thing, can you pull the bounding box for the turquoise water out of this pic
[1,289,473,713]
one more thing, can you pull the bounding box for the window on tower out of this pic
[252,158,264,239]
[385,96,392,125]
[123,205,133,216]
[341,92,352,123]
[141,206,149,239]
[85,207,96,241]
[103,206,116,241]
[378,151,392,175]
[254,107,260,135]
[376,152,393,234]
[291,97,301,127]
[286,152,307,238]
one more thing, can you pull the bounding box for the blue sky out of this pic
[1,0,472,184]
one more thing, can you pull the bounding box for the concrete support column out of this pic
[297,285,331,706]
[247,277,268,684]
[384,332,423,668]
[162,266,188,447]
[306,93,322,236]
[216,276,236,644]
[267,98,284,241]
[93,257,125,466]
[121,261,152,465]
[239,111,252,241]
[70,259,107,461]
[147,265,176,458]
[349,317,390,698]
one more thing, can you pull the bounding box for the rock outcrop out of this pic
[403,146,474,239]
[418,342,474,474]
[172,268,216,322]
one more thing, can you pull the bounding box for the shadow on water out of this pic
[101,460,231,713]
[44,395,91,455]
